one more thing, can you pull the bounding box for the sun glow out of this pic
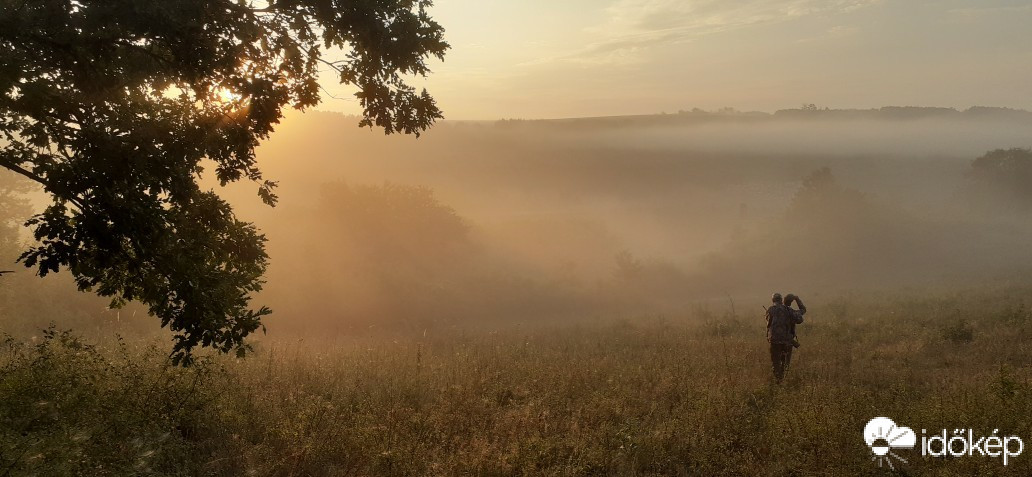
[217,88,242,104]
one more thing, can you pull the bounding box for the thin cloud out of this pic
[561,0,881,64]
[796,24,861,43]
[948,5,1032,16]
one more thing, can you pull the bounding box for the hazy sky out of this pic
[318,0,1032,120]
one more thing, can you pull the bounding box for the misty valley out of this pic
[3,1,1032,474]
[4,106,1032,475]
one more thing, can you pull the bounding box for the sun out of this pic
[217,88,242,104]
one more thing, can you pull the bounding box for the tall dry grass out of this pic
[2,287,1032,475]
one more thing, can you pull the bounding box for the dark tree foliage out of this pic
[0,0,448,364]
[968,148,1032,209]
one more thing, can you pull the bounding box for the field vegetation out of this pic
[3,286,1031,476]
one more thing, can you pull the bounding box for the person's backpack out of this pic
[766,305,796,344]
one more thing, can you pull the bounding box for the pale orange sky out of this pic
[317,0,1032,120]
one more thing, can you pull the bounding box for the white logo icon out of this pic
[865,417,916,469]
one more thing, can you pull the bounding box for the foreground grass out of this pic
[3,288,1032,476]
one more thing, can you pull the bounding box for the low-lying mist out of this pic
[6,107,1032,337]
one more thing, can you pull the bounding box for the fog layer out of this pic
[7,107,1032,334]
[209,108,1032,331]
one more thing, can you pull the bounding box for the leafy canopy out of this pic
[0,0,448,364]
[968,148,1032,207]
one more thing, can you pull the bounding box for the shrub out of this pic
[0,327,222,476]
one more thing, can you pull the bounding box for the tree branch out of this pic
[0,160,88,212]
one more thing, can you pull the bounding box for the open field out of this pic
[4,2,1031,476]
[3,286,1032,476]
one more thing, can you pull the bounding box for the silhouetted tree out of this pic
[0,0,448,363]
[318,182,469,266]
[967,148,1032,212]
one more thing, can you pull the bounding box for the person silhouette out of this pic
[765,292,806,383]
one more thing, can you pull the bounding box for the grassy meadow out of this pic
[2,286,1032,476]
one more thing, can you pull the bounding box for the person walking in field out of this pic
[765,292,806,383]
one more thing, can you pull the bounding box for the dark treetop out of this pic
[0,0,448,364]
